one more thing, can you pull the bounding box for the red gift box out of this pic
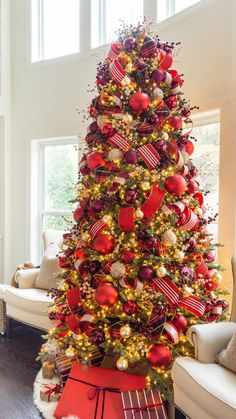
[54,364,147,419]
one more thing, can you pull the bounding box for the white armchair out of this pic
[4,229,64,332]
[172,256,236,419]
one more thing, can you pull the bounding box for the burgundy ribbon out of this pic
[44,384,61,402]
[68,376,120,419]
[123,402,163,417]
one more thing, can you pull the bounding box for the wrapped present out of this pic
[121,388,166,419]
[101,350,148,376]
[40,383,61,402]
[42,361,55,379]
[54,364,146,419]
[55,349,103,386]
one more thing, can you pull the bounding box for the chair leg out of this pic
[175,407,186,419]
[5,316,12,338]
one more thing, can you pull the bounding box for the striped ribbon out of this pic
[108,133,131,151]
[118,207,135,231]
[107,43,121,61]
[180,208,199,231]
[163,321,179,343]
[141,184,165,219]
[90,220,107,239]
[195,255,208,277]
[179,296,205,317]
[109,58,128,85]
[137,144,160,169]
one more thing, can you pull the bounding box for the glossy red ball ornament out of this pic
[95,284,118,308]
[165,174,187,196]
[129,92,150,115]
[138,266,155,282]
[147,343,172,369]
[123,300,138,315]
[169,116,182,129]
[165,95,178,110]
[73,206,84,221]
[159,52,173,70]
[59,256,67,268]
[121,249,136,264]
[124,149,138,164]
[187,179,199,194]
[172,315,188,333]
[204,251,216,263]
[93,234,115,255]
[87,152,106,170]
[184,140,194,155]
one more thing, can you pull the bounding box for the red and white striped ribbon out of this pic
[109,58,127,85]
[107,43,121,61]
[180,208,199,231]
[90,220,107,239]
[195,255,208,277]
[108,133,131,151]
[137,144,160,169]
[167,201,186,215]
[150,277,179,307]
[118,207,135,231]
[176,150,184,169]
[179,296,205,317]
[141,184,165,219]
[163,321,179,343]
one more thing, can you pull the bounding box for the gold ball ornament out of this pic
[183,285,194,296]
[102,214,113,225]
[123,114,133,125]
[116,357,129,371]
[156,265,167,278]
[140,181,151,191]
[121,75,131,87]
[162,229,177,246]
[162,132,169,141]
[174,250,185,261]
[81,232,91,242]
[66,346,76,358]
[110,261,126,279]
[108,148,123,162]
[120,324,132,338]
[135,209,144,220]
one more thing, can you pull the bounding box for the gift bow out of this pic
[69,376,120,419]
[123,402,163,418]
[44,384,61,402]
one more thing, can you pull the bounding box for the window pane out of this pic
[157,0,169,22]
[43,214,73,231]
[42,0,80,60]
[191,122,220,239]
[44,143,78,211]
[106,0,143,43]
[91,0,100,48]
[175,0,200,13]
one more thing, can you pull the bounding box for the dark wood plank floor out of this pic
[0,322,44,419]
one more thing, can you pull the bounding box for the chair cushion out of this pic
[35,243,62,290]
[217,331,236,373]
[172,357,236,419]
[5,287,52,315]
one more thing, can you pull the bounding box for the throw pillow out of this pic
[216,331,236,373]
[35,243,62,290]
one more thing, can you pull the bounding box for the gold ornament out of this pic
[123,114,133,125]
[140,181,151,191]
[162,229,177,246]
[135,209,144,220]
[156,265,167,278]
[102,214,113,225]
[174,250,185,261]
[81,232,90,241]
[108,148,123,162]
[66,346,76,357]
[120,324,132,338]
[110,261,126,279]
[212,272,222,283]
[116,357,128,371]
[121,76,131,86]
[125,63,133,73]
[182,285,194,296]
[162,132,169,141]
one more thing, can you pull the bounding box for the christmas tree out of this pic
[39,23,228,395]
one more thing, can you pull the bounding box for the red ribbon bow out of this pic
[44,384,61,402]
[123,402,163,418]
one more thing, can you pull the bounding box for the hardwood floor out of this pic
[0,322,44,419]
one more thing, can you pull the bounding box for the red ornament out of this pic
[165,174,187,196]
[184,140,194,155]
[58,256,67,268]
[159,52,173,70]
[95,284,118,308]
[93,234,115,255]
[165,95,178,110]
[138,266,155,281]
[147,343,172,369]
[87,152,105,170]
[187,179,199,194]
[74,249,86,259]
[123,300,138,315]
[121,249,136,264]
[169,116,182,129]
[129,92,150,114]
[73,206,84,221]
[204,251,215,262]
[172,315,188,333]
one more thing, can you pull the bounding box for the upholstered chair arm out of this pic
[187,322,236,363]
[15,268,40,289]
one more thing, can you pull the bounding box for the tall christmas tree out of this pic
[39,23,228,394]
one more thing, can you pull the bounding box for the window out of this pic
[31,137,78,262]
[157,0,201,22]
[31,0,80,62]
[191,120,220,239]
[91,0,143,49]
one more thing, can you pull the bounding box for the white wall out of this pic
[8,0,236,299]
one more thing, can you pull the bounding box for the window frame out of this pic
[30,136,78,263]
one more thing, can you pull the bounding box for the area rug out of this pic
[33,369,59,419]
